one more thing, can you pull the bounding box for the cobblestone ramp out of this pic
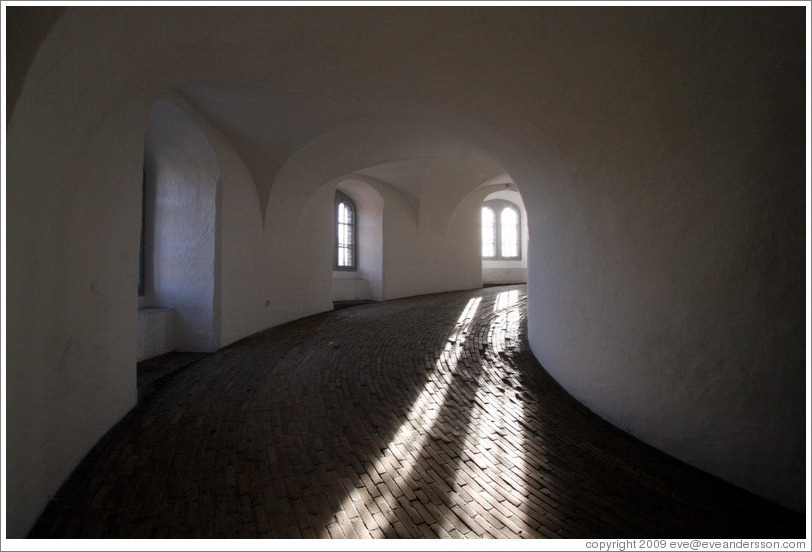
[28,285,803,538]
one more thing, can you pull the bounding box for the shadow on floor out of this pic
[137,351,210,402]
[333,300,375,311]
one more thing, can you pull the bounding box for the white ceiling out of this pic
[175,81,513,215]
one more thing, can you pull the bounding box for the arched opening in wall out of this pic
[481,183,528,286]
[331,179,384,306]
[138,100,221,361]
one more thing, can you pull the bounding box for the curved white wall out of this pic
[6,6,806,537]
[517,11,806,512]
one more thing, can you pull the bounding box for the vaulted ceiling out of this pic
[175,80,512,217]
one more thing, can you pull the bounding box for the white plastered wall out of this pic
[7,77,151,537]
[170,95,275,349]
[143,100,220,352]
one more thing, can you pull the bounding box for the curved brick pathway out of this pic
[29,286,802,538]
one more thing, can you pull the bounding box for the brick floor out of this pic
[28,285,804,538]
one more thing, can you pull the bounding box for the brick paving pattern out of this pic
[28,286,803,538]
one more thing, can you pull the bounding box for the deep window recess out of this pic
[335,191,357,270]
[481,199,521,260]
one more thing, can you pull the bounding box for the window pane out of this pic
[337,200,355,268]
[482,207,495,257]
[501,207,519,257]
[339,246,351,267]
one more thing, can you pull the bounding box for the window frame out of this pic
[481,199,522,261]
[334,190,358,271]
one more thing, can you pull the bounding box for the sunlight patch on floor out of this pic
[320,297,481,537]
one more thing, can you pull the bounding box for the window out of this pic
[482,206,496,258]
[482,199,521,260]
[335,191,357,270]
[500,206,519,258]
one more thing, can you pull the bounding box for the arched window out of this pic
[335,191,357,270]
[482,199,521,260]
